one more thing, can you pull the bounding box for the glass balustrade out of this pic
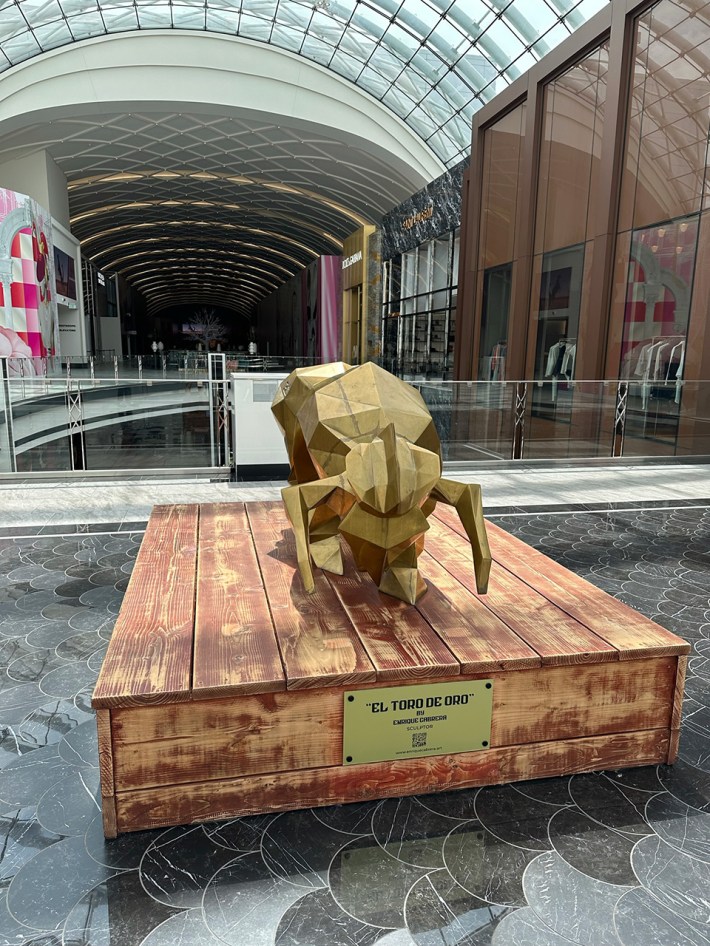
[1,361,708,476]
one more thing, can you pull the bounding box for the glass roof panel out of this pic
[0,0,611,166]
[100,7,137,28]
[270,23,303,53]
[205,9,238,33]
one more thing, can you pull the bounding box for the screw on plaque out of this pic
[347,695,354,702]
[346,755,353,762]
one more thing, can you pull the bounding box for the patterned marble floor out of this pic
[1,503,709,946]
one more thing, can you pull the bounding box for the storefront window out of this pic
[401,249,417,299]
[620,216,698,382]
[616,214,699,452]
[532,245,585,384]
[620,1,710,233]
[475,103,525,380]
[529,43,608,385]
[479,265,511,381]
[381,228,459,380]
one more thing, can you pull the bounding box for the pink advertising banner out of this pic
[319,256,341,363]
[0,187,59,365]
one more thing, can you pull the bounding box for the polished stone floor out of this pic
[0,481,709,945]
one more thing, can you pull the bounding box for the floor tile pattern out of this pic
[0,506,709,945]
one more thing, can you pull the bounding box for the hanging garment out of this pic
[545,341,563,377]
[672,342,686,405]
[490,342,507,381]
[560,343,576,379]
[552,343,566,376]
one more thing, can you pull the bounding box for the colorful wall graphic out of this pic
[0,187,59,364]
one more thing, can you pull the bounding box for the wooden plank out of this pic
[670,656,688,732]
[667,729,681,766]
[101,795,118,839]
[96,708,118,837]
[92,505,199,708]
[668,655,687,764]
[95,709,115,797]
[246,503,376,689]
[476,518,690,659]
[114,728,670,833]
[193,503,285,698]
[416,550,541,673]
[111,689,342,788]
[110,657,675,791]
[490,656,676,746]
[324,548,461,682]
[426,513,617,666]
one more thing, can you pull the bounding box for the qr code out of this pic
[411,732,427,749]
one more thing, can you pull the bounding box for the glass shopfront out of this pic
[382,229,459,380]
[450,0,710,459]
[477,102,526,382]
[529,43,608,425]
[612,0,710,455]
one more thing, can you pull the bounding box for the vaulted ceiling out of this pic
[0,2,609,318]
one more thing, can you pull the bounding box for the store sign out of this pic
[342,680,493,765]
[342,250,363,270]
[402,204,434,230]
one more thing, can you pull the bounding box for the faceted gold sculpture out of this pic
[271,362,491,604]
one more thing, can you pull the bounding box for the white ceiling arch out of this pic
[0,6,610,318]
[0,33,443,315]
[0,0,609,167]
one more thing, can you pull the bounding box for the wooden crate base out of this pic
[113,730,669,834]
[92,502,689,838]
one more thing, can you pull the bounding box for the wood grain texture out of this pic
[480,518,690,659]
[246,503,376,689]
[95,709,115,797]
[668,655,687,764]
[426,514,617,666]
[323,545,460,682]
[114,728,670,833]
[670,656,687,732]
[667,728,681,765]
[101,794,118,839]
[489,656,676,745]
[109,657,675,791]
[111,689,342,789]
[92,504,199,708]
[193,503,285,698]
[416,550,541,673]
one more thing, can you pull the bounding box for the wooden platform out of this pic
[92,501,689,837]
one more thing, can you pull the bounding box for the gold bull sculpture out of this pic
[271,361,491,605]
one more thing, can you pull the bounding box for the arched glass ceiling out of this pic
[0,0,609,166]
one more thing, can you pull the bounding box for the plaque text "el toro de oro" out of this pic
[342,680,493,765]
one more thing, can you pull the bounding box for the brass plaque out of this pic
[342,680,493,766]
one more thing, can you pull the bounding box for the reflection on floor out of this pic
[1,504,709,946]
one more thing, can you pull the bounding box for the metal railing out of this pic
[0,359,232,475]
[1,361,708,477]
[412,378,707,463]
[0,352,320,388]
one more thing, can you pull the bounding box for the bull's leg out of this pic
[430,479,491,594]
[281,475,349,593]
[308,504,343,575]
[379,538,426,604]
